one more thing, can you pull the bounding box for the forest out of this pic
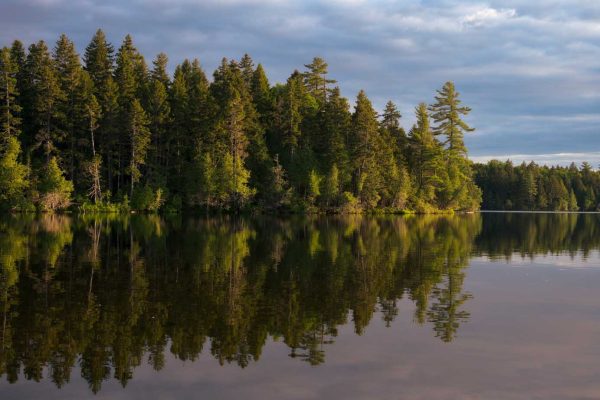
[474,161,600,211]
[0,30,483,213]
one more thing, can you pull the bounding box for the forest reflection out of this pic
[0,212,599,392]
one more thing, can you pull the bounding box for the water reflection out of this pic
[0,212,598,392]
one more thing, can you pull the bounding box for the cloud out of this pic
[0,0,598,162]
[461,7,517,27]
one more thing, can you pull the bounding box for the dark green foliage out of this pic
[475,161,600,211]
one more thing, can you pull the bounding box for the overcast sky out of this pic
[1,0,599,165]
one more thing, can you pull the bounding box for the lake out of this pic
[0,212,599,399]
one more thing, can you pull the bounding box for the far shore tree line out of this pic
[0,30,598,213]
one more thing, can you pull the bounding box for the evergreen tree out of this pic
[303,57,336,104]
[429,81,474,155]
[239,54,254,88]
[115,35,145,194]
[83,29,114,102]
[53,34,83,183]
[321,87,351,186]
[23,41,65,162]
[10,40,26,113]
[146,55,171,187]
[250,63,272,121]
[151,53,170,88]
[224,91,250,209]
[408,103,444,207]
[380,100,406,164]
[0,47,21,141]
[350,90,381,207]
[128,99,150,197]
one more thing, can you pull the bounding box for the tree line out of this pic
[474,161,600,211]
[0,30,482,213]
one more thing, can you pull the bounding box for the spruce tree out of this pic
[128,99,150,197]
[350,90,381,207]
[146,55,171,186]
[115,35,145,193]
[53,34,83,183]
[408,103,445,208]
[23,41,65,162]
[84,29,114,98]
[0,47,21,141]
[250,63,272,121]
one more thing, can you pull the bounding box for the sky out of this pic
[1,0,599,166]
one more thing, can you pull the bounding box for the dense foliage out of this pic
[474,161,600,211]
[0,30,481,213]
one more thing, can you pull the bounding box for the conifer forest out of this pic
[1,30,598,213]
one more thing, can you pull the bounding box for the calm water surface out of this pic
[0,213,599,399]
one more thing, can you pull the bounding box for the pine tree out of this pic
[303,57,336,104]
[429,81,474,155]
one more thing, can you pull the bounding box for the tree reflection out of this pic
[0,212,598,391]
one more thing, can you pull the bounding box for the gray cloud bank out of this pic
[1,0,599,165]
